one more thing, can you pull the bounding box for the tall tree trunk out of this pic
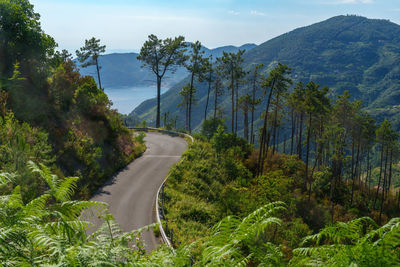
[305,113,312,193]
[204,73,212,121]
[276,125,280,154]
[265,130,271,156]
[257,126,266,177]
[308,137,319,201]
[244,106,249,142]
[387,149,393,204]
[231,74,235,133]
[185,100,189,130]
[350,140,355,182]
[367,149,371,197]
[95,58,102,90]
[283,135,287,154]
[235,82,239,134]
[329,172,337,223]
[257,86,274,175]
[214,84,218,119]
[379,148,389,222]
[272,97,279,155]
[351,139,361,206]
[290,110,296,155]
[156,76,161,128]
[188,73,195,133]
[250,75,257,145]
[374,145,385,209]
[297,113,304,160]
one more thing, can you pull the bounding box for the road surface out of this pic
[87,132,187,251]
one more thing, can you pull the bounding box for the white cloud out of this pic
[250,10,266,16]
[228,10,240,15]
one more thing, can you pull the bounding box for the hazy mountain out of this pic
[77,43,257,89]
[130,15,400,131]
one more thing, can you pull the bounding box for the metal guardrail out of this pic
[130,127,194,143]
[130,127,194,247]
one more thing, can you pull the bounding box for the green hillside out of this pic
[130,15,400,132]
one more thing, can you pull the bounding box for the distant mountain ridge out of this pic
[130,15,400,132]
[77,43,257,89]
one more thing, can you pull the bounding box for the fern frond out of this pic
[8,186,23,208]
[54,176,79,202]
[59,200,106,220]
[368,218,400,248]
[0,172,15,187]
[0,227,27,252]
[362,217,400,246]
[28,161,58,190]
[24,194,51,215]
[237,252,253,267]
[301,216,377,246]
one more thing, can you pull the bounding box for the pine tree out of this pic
[138,35,186,127]
[76,37,106,89]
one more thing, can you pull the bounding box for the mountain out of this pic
[201,43,257,58]
[130,15,400,131]
[77,43,257,89]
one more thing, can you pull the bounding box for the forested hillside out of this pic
[159,124,400,265]
[78,43,257,88]
[0,0,144,199]
[130,15,400,131]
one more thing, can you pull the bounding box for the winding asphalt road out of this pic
[87,132,187,251]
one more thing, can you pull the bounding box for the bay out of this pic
[104,86,168,115]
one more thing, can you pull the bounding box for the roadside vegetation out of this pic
[0,162,398,265]
[1,0,400,266]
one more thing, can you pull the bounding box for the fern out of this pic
[0,172,15,187]
[197,202,286,266]
[292,217,400,266]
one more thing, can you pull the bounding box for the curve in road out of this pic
[87,132,187,251]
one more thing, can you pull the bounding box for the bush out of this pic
[201,117,225,139]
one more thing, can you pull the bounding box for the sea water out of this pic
[104,86,168,115]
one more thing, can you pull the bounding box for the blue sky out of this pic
[30,0,400,53]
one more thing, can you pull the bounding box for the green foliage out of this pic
[210,125,251,155]
[291,217,400,266]
[197,202,286,266]
[0,164,398,266]
[76,37,106,69]
[0,161,166,266]
[201,117,225,139]
[0,0,56,78]
[0,112,54,201]
[138,34,187,127]
[0,0,143,201]
[0,0,145,200]
[163,139,253,244]
[76,37,106,89]
[73,77,110,116]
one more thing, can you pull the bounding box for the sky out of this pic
[30,0,400,54]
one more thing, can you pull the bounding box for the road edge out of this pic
[130,127,194,248]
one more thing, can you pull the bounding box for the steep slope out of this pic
[0,0,144,200]
[131,15,400,131]
[78,43,257,89]
[244,15,400,104]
